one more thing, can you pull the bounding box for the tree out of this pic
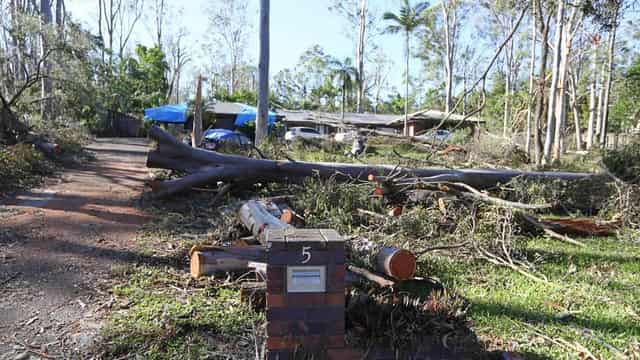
[330,57,358,119]
[166,28,190,103]
[255,0,270,147]
[40,0,53,120]
[383,0,429,136]
[205,0,251,95]
[481,0,527,139]
[525,2,537,155]
[599,1,622,146]
[532,0,552,165]
[329,0,376,113]
[542,0,565,164]
[151,0,165,49]
[586,34,601,149]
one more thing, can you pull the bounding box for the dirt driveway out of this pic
[0,138,152,359]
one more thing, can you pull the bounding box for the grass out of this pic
[101,265,264,359]
[421,235,640,359]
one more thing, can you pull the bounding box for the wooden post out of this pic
[192,75,203,148]
[255,0,270,147]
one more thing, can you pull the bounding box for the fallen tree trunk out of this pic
[146,125,594,197]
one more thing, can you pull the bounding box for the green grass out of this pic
[101,266,264,359]
[420,236,640,359]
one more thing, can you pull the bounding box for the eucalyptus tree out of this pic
[329,0,377,113]
[384,0,429,136]
[205,0,251,95]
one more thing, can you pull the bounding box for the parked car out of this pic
[201,129,252,151]
[416,129,453,142]
[334,130,359,143]
[284,127,323,142]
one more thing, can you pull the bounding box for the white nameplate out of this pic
[286,266,326,293]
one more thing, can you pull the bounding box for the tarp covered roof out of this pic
[144,104,188,123]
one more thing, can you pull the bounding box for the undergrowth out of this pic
[0,143,55,194]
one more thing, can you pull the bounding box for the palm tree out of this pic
[330,57,357,120]
[384,0,429,136]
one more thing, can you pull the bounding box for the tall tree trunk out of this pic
[503,17,515,139]
[98,0,104,63]
[192,75,203,147]
[569,71,582,151]
[586,36,598,150]
[341,79,346,119]
[533,8,549,165]
[595,59,606,138]
[543,0,565,164]
[55,0,64,36]
[600,6,618,147]
[525,4,537,155]
[356,0,366,113]
[442,1,453,114]
[552,4,579,161]
[504,64,511,138]
[40,0,53,121]
[404,31,410,137]
[255,0,270,147]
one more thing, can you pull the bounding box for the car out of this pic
[201,129,252,151]
[284,127,324,142]
[417,129,453,142]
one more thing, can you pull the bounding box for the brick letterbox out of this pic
[265,228,345,359]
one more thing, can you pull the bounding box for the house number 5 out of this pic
[301,246,312,264]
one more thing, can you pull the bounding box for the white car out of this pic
[334,131,358,143]
[284,127,323,142]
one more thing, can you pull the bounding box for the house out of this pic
[280,109,485,136]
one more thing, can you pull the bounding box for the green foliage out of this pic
[603,138,640,184]
[0,144,55,194]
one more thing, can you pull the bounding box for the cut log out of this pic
[189,245,267,278]
[238,200,293,244]
[146,125,594,197]
[376,247,416,281]
[348,238,417,281]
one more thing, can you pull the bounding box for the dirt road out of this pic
[0,138,151,358]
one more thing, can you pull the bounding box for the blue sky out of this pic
[66,0,417,93]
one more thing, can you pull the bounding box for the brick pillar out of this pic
[265,229,345,359]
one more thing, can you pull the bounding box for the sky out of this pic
[65,0,416,95]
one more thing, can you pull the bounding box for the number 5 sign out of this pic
[301,246,312,264]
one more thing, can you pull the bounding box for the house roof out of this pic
[281,109,485,129]
[204,101,285,118]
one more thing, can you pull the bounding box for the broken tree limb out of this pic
[347,265,395,288]
[521,214,586,247]
[146,125,594,196]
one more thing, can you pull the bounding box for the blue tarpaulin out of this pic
[234,104,277,127]
[144,104,188,123]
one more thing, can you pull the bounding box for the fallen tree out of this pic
[146,125,593,198]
